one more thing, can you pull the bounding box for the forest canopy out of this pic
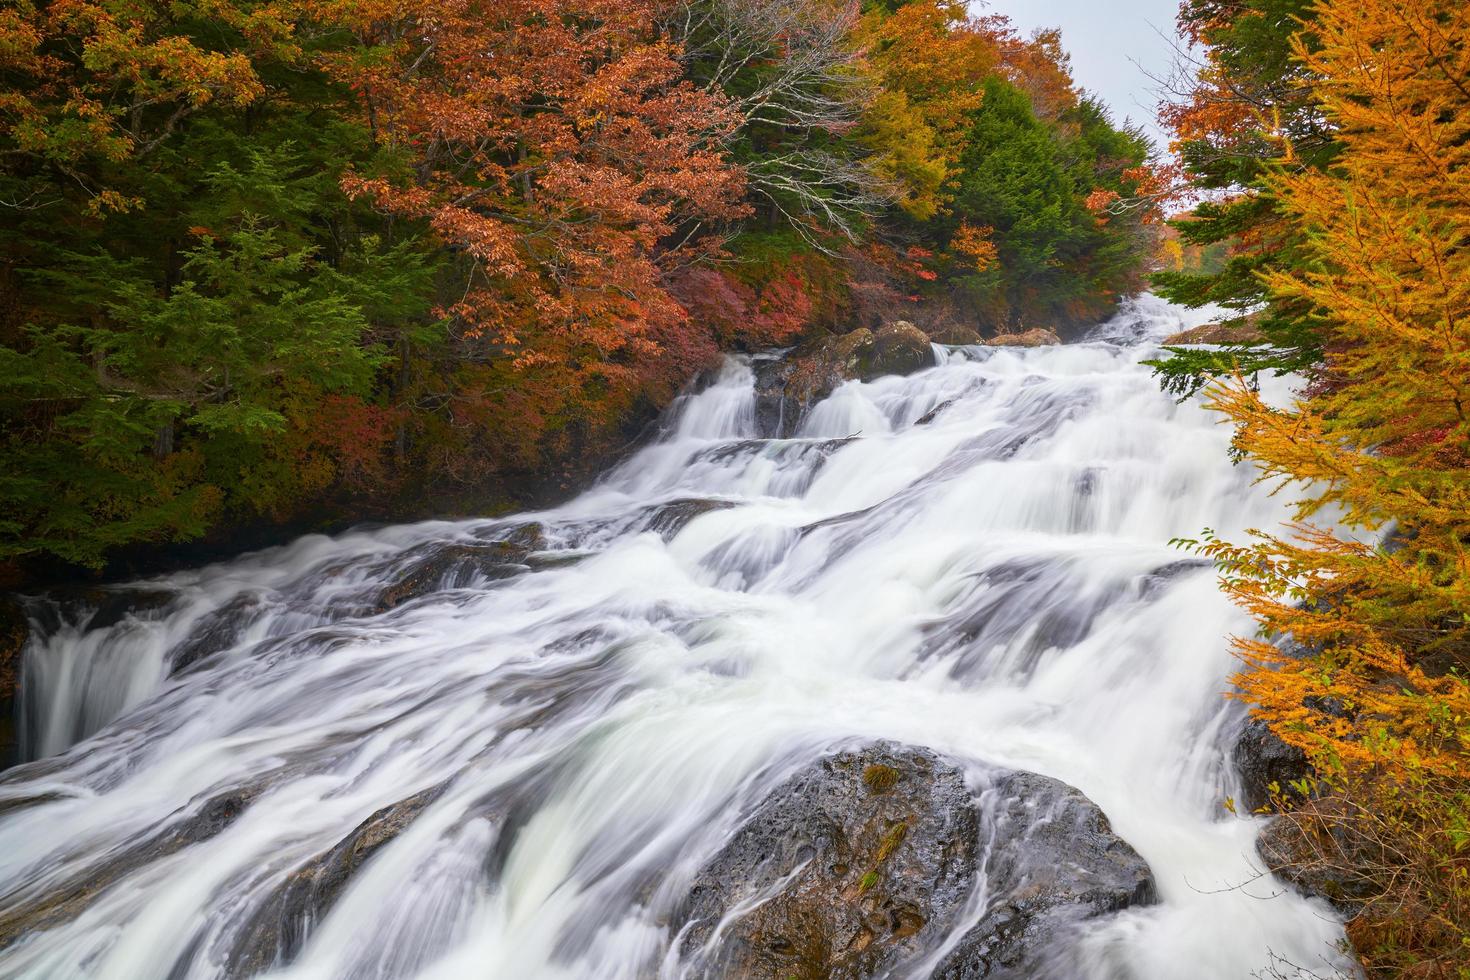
[0,0,1162,574]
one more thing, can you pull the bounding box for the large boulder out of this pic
[870,321,936,378]
[674,742,1155,979]
[753,330,873,437]
[1162,316,1263,346]
[932,769,1158,979]
[987,328,1061,348]
[928,324,984,346]
[753,325,937,437]
[1231,716,1312,814]
[789,328,877,399]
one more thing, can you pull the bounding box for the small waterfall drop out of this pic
[0,295,1351,979]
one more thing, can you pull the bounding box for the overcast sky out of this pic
[982,0,1182,148]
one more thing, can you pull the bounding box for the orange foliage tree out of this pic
[854,0,997,220]
[317,0,748,440]
[996,25,1077,123]
[1191,0,1470,970]
[0,0,298,213]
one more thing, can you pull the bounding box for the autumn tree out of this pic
[319,0,748,466]
[670,0,883,243]
[996,26,1078,123]
[0,0,440,566]
[0,0,296,215]
[1194,0,1470,971]
[1148,0,1334,397]
[852,0,996,221]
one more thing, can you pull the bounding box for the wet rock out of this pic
[373,523,546,612]
[676,743,976,979]
[1255,804,1371,914]
[225,785,445,976]
[0,790,74,818]
[932,771,1157,979]
[752,389,792,439]
[917,557,1131,683]
[0,784,262,947]
[523,552,588,572]
[870,322,936,378]
[749,355,795,438]
[1073,467,1100,500]
[752,330,873,437]
[675,742,1155,980]
[916,398,957,426]
[172,593,265,675]
[42,587,178,633]
[1137,558,1212,600]
[752,325,937,437]
[643,498,738,539]
[787,329,876,401]
[1232,717,1313,814]
[0,597,26,769]
[484,521,549,553]
[928,324,983,346]
[986,328,1062,348]
[1163,317,1263,346]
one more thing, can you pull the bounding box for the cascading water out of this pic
[0,295,1354,979]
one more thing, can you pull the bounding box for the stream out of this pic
[0,295,1351,979]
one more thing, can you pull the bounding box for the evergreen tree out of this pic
[1148,0,1334,397]
[943,78,1152,329]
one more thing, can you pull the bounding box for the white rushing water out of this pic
[0,295,1352,979]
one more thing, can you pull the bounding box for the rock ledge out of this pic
[675,741,1156,979]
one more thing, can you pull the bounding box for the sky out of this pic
[982,0,1183,148]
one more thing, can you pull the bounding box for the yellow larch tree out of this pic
[1194,0,1470,972]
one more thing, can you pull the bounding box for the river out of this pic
[0,295,1352,979]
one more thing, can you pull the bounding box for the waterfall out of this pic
[0,295,1352,979]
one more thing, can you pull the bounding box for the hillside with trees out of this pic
[0,0,1161,581]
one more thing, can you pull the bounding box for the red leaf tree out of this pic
[319,0,749,409]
